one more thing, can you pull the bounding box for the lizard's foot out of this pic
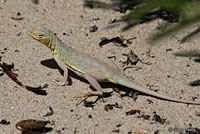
[58,81,67,86]
[56,77,72,86]
[75,92,102,99]
[75,91,113,106]
[55,79,68,86]
[82,91,113,99]
[75,92,100,106]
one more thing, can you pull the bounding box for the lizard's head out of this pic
[29,27,54,47]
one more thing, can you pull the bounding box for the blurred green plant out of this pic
[123,0,200,42]
[84,0,200,43]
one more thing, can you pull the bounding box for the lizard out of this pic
[29,27,200,105]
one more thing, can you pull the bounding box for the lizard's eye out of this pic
[37,34,43,38]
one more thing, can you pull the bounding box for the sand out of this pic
[0,0,200,134]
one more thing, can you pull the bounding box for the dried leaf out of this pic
[11,16,23,20]
[152,112,166,124]
[16,119,50,131]
[99,36,135,47]
[43,106,54,117]
[0,62,47,95]
[126,109,140,115]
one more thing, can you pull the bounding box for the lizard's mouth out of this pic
[29,32,38,40]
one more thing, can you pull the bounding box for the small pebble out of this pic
[88,114,92,118]
[89,25,98,33]
[1,0,6,3]
[17,12,21,16]
[0,119,10,125]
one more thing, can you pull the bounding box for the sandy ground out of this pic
[0,0,200,134]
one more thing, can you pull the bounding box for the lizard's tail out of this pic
[116,77,200,105]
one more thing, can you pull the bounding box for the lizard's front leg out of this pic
[54,57,69,86]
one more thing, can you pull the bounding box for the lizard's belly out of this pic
[65,63,108,82]
[65,63,84,77]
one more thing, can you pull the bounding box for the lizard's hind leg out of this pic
[83,73,104,94]
[76,73,112,105]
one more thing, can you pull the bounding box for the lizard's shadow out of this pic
[41,58,64,74]
[41,58,82,85]
[40,58,133,92]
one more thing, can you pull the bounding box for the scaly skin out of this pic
[29,27,200,105]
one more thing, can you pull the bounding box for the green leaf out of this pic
[41,83,48,88]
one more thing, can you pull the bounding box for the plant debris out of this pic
[83,100,95,108]
[92,17,100,22]
[11,12,23,21]
[107,56,117,61]
[32,0,39,4]
[88,114,92,118]
[0,119,10,125]
[137,114,151,120]
[120,91,139,101]
[41,83,48,89]
[0,62,47,95]
[146,48,152,57]
[195,111,200,116]
[112,129,120,133]
[43,106,54,117]
[0,57,3,76]
[99,36,136,48]
[113,1,140,14]
[121,50,151,72]
[185,126,200,134]
[147,99,154,104]
[16,119,52,134]
[126,110,141,116]
[116,124,121,128]
[0,72,4,76]
[104,102,123,112]
[121,50,142,66]
[123,66,142,72]
[130,91,139,101]
[89,25,98,33]
[152,112,166,124]
[154,130,160,134]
